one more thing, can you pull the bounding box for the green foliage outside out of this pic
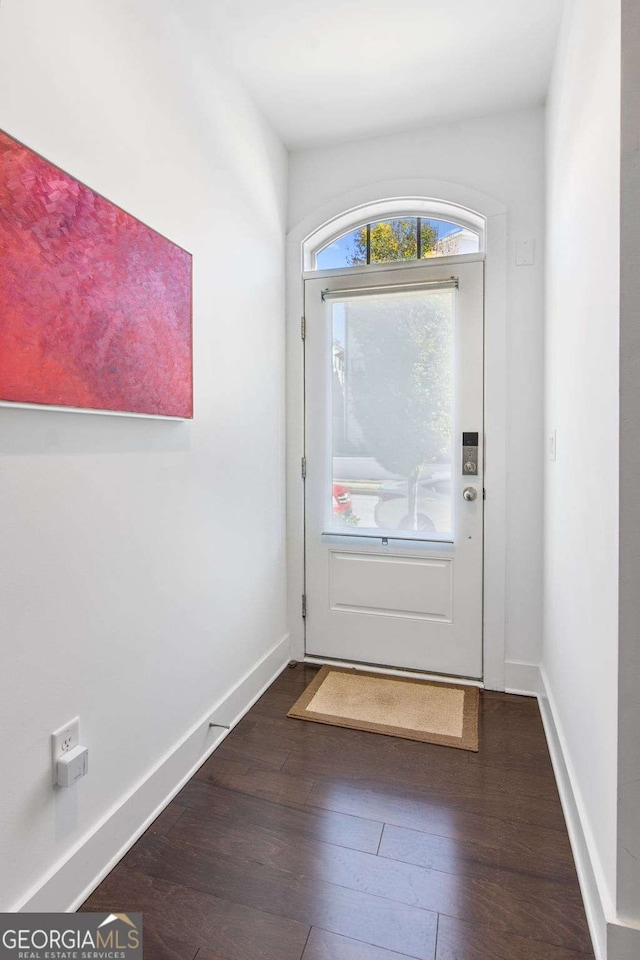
[348,219,438,265]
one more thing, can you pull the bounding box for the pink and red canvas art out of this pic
[0,130,192,418]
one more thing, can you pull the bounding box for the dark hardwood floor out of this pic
[81,665,594,960]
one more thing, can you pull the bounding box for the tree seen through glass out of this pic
[349,218,437,264]
[315,217,477,270]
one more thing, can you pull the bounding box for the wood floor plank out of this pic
[213,735,291,770]
[273,664,321,688]
[138,928,199,960]
[306,779,575,878]
[478,693,542,718]
[251,681,316,718]
[176,778,384,854]
[166,809,591,953]
[378,822,584,901]
[231,715,259,736]
[471,697,557,777]
[146,802,187,837]
[482,690,536,702]
[302,927,423,960]
[80,864,309,960]
[194,753,315,805]
[249,713,470,774]
[283,750,562,820]
[125,832,438,960]
[194,952,235,960]
[462,752,558,802]
[435,914,593,960]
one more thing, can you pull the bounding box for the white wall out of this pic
[0,0,288,910]
[288,107,545,674]
[617,0,640,934]
[544,0,620,940]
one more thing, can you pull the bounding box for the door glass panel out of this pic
[330,287,454,538]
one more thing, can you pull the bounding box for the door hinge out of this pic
[301,456,307,479]
[483,487,486,500]
[301,594,307,618]
[301,316,306,340]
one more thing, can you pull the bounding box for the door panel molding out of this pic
[329,551,453,622]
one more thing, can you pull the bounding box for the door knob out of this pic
[463,486,478,502]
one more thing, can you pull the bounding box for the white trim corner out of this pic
[503,659,541,696]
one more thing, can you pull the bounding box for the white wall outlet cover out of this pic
[51,717,80,785]
[516,238,535,266]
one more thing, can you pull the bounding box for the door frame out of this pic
[286,178,508,690]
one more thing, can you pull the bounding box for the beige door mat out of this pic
[287,665,479,751]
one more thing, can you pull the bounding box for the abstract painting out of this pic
[0,130,192,418]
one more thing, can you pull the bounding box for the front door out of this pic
[304,260,484,677]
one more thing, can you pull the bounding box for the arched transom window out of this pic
[304,199,485,272]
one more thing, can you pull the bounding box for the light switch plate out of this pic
[516,239,535,266]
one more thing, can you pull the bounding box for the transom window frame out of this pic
[303,198,486,273]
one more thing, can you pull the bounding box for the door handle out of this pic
[463,486,478,502]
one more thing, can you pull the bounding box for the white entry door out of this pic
[304,260,484,678]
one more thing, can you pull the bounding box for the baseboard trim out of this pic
[503,659,541,696]
[13,633,291,913]
[538,665,608,960]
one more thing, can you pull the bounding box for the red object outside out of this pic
[333,483,353,516]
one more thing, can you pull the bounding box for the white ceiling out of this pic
[202,0,564,150]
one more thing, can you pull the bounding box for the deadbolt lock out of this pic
[462,432,479,476]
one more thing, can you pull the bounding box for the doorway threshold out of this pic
[302,655,485,688]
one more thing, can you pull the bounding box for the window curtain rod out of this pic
[321,277,458,301]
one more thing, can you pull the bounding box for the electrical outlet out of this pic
[51,717,80,785]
